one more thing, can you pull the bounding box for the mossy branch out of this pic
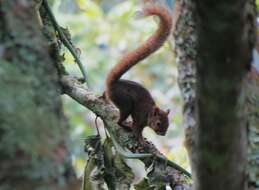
[60,75,191,179]
[42,0,89,86]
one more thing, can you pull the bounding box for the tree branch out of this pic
[60,75,192,181]
[42,0,89,85]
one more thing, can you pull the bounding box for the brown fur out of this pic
[105,6,172,140]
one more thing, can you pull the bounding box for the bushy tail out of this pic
[106,6,172,89]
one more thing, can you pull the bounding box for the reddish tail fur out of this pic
[105,6,172,90]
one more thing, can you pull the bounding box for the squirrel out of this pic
[105,5,172,141]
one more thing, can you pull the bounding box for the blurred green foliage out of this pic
[53,0,189,175]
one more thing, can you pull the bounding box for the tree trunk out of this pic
[193,0,254,189]
[0,1,79,189]
[174,0,257,190]
[246,68,259,190]
[173,0,197,179]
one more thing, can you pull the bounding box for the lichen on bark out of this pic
[0,0,75,189]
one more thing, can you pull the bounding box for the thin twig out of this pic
[42,0,89,86]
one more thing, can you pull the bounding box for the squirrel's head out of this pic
[148,106,170,136]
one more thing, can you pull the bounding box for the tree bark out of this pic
[193,0,254,189]
[246,68,259,190]
[0,1,79,189]
[172,0,197,181]
[174,0,256,189]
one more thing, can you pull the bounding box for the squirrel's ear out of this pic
[152,106,159,116]
[166,109,170,115]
